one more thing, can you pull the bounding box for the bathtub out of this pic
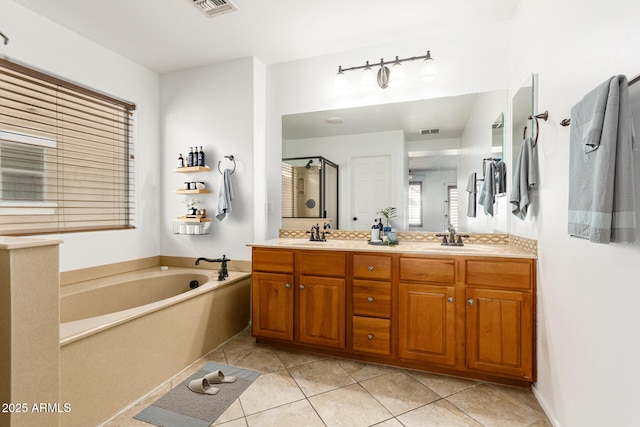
[59,267,251,427]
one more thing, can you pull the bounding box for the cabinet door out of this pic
[466,288,533,380]
[252,272,294,341]
[299,275,345,349]
[398,283,456,365]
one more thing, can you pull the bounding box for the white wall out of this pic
[1,0,161,272]
[266,20,512,237]
[159,58,257,261]
[283,130,405,229]
[510,1,640,426]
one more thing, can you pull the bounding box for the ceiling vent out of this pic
[191,0,238,17]
[419,128,440,135]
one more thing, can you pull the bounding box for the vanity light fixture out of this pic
[335,51,436,89]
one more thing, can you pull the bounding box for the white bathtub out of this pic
[59,267,251,426]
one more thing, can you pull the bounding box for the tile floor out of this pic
[103,328,551,427]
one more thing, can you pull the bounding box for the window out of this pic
[0,59,136,235]
[446,184,458,230]
[408,181,422,227]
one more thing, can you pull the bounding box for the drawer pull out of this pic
[367,334,374,340]
[300,284,305,290]
[447,296,454,303]
[368,265,375,271]
[285,283,291,288]
[367,296,375,303]
[467,298,475,305]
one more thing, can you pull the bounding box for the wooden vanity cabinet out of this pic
[350,254,393,356]
[398,257,457,366]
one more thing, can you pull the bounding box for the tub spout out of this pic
[195,254,231,281]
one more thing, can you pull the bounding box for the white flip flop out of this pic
[204,370,237,384]
[187,378,220,395]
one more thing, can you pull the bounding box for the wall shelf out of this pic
[173,166,211,173]
[174,189,211,194]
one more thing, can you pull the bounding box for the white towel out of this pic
[510,137,537,220]
[216,169,235,221]
[466,173,477,217]
[568,75,636,243]
[478,162,496,216]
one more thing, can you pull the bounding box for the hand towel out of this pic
[216,169,235,221]
[568,75,636,243]
[496,161,507,194]
[478,162,496,216]
[509,137,538,220]
[466,173,477,217]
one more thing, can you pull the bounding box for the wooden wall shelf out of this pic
[174,189,210,194]
[173,166,211,173]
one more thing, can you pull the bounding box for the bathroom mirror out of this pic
[512,74,535,170]
[282,89,507,232]
[492,112,504,159]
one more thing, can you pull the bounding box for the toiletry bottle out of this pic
[177,153,184,168]
[371,219,380,241]
[197,146,205,167]
[187,147,194,167]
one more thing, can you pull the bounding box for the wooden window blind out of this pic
[0,59,136,235]
[408,181,422,227]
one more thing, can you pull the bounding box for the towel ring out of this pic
[218,155,236,175]
[527,110,548,148]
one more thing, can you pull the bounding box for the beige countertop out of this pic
[248,238,537,259]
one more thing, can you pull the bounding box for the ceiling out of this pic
[14,0,519,74]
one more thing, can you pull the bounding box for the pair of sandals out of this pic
[187,370,237,395]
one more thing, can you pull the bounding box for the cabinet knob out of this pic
[368,265,375,271]
[299,284,305,290]
[367,296,375,303]
[447,296,454,303]
[285,283,291,288]
[367,334,374,340]
[467,298,475,305]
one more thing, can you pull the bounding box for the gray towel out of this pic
[496,161,507,194]
[478,162,496,216]
[216,169,235,221]
[509,137,537,220]
[568,75,636,243]
[466,172,477,217]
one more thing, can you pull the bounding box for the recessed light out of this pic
[325,117,344,124]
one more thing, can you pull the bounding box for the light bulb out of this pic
[389,57,405,87]
[420,51,437,81]
[360,61,375,89]
[334,66,348,89]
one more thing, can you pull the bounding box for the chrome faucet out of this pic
[194,254,230,280]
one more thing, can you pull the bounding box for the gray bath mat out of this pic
[134,362,260,427]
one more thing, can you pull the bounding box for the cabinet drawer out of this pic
[399,257,455,283]
[465,259,532,290]
[353,280,391,318]
[352,316,391,355]
[253,249,294,273]
[298,251,346,277]
[353,254,392,280]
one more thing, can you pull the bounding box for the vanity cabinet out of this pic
[251,246,536,386]
[251,248,346,350]
[351,254,393,356]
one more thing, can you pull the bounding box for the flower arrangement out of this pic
[183,197,200,214]
[377,206,397,228]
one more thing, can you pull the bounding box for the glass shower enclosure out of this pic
[282,156,339,229]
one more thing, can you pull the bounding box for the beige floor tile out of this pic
[337,358,400,382]
[223,330,272,358]
[226,348,285,373]
[245,399,325,427]
[406,369,480,398]
[527,418,553,427]
[273,347,329,368]
[309,383,393,427]
[372,418,404,426]
[239,369,306,415]
[288,358,356,397]
[205,347,229,364]
[360,371,440,416]
[212,399,245,425]
[446,383,546,427]
[489,383,545,413]
[397,400,483,426]
[213,417,248,427]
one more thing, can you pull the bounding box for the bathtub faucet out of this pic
[195,255,231,281]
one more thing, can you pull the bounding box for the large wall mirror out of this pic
[282,89,507,233]
[512,74,535,169]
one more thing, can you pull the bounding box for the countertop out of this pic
[248,238,537,259]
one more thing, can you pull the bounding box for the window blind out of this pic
[281,162,294,217]
[447,185,458,229]
[408,181,422,227]
[0,59,136,235]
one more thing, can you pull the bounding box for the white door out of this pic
[350,155,392,230]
